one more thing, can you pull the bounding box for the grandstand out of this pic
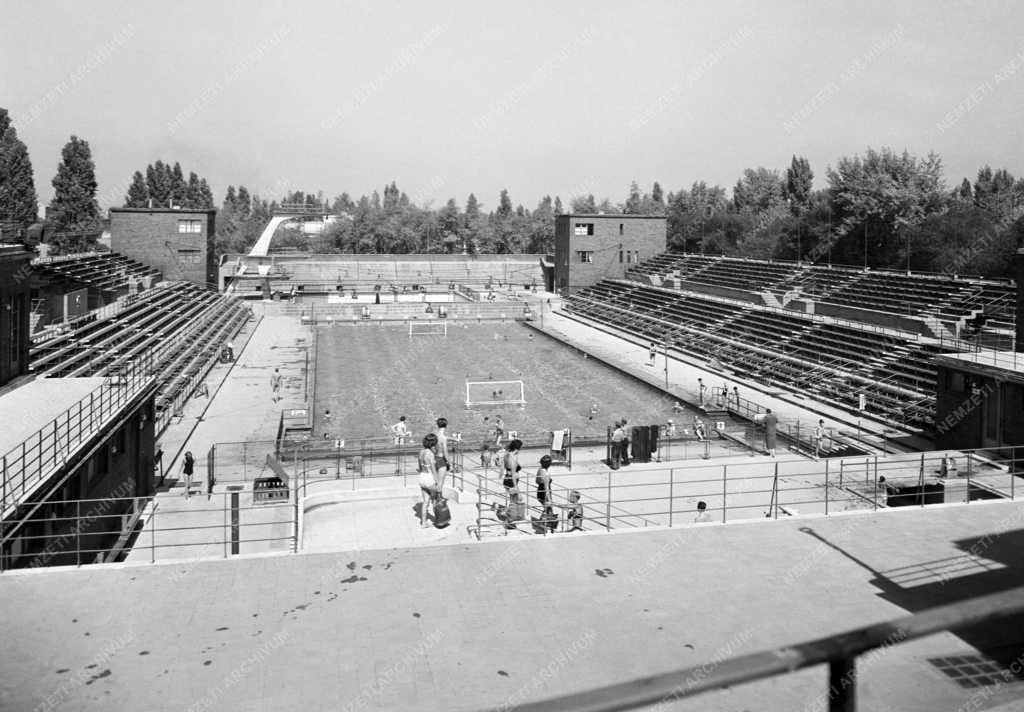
[28,251,163,334]
[29,281,251,433]
[628,251,1016,338]
[564,279,963,429]
[220,253,544,296]
[31,251,162,295]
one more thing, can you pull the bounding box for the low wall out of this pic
[681,282,766,306]
[787,300,929,336]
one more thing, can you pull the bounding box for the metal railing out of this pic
[472,467,657,539]
[510,583,1024,712]
[463,445,1022,533]
[1,353,156,515]
[209,436,471,488]
[0,492,294,571]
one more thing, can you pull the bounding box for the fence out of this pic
[0,491,294,571]
[208,436,469,488]
[6,445,1019,571]
[1,353,155,515]
[709,386,860,457]
[467,445,1021,538]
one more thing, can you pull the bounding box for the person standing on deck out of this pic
[764,408,779,457]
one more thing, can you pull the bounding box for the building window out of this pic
[574,223,594,236]
[576,251,593,263]
[177,219,202,234]
[619,250,623,263]
[619,223,624,236]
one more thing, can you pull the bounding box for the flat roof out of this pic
[0,377,107,456]
[559,213,667,219]
[0,243,34,261]
[934,350,1024,384]
[2,502,1022,711]
[109,207,216,215]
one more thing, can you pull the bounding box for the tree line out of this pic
[1,105,1020,275]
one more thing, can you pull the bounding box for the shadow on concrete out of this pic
[800,525,1024,674]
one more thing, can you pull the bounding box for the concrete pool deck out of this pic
[3,501,1024,711]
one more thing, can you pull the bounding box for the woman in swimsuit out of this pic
[418,434,439,528]
[503,439,523,493]
[535,454,552,505]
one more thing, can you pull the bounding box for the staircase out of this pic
[761,291,782,309]
[919,313,958,342]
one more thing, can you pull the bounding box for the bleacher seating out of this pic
[565,279,971,429]
[628,251,1016,337]
[29,281,251,433]
[32,252,162,294]
[226,256,543,297]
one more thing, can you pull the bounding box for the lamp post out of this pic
[905,225,911,276]
[863,216,868,270]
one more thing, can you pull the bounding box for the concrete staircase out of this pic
[919,313,959,341]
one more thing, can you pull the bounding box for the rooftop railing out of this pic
[1,353,156,515]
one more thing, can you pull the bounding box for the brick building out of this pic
[0,243,34,387]
[110,208,216,287]
[553,214,666,295]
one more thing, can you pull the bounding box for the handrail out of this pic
[1,351,156,514]
[508,583,1024,712]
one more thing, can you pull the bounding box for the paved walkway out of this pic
[3,501,1024,711]
[142,305,314,559]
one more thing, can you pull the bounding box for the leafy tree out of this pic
[496,189,513,219]
[954,178,973,204]
[826,147,947,267]
[785,156,814,214]
[623,180,643,214]
[651,181,664,207]
[236,186,251,217]
[570,194,596,213]
[733,167,785,213]
[0,123,39,231]
[49,135,100,231]
[198,178,214,209]
[332,193,355,214]
[973,166,1019,218]
[125,170,149,207]
[146,160,172,207]
[527,195,555,252]
[170,162,186,204]
[438,197,460,240]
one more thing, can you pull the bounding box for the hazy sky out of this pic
[3,0,1024,213]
